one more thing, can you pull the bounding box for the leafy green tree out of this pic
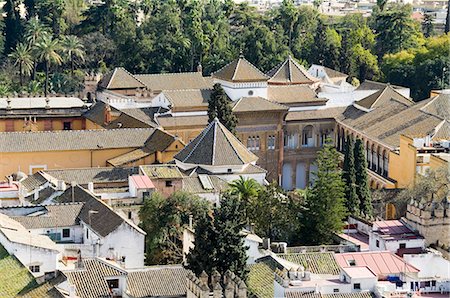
[302,139,347,245]
[63,0,87,33]
[422,13,434,38]
[187,193,248,280]
[312,19,341,69]
[445,2,449,34]
[291,6,319,61]
[354,139,372,218]
[9,43,33,86]
[350,44,379,82]
[80,32,116,72]
[61,35,85,75]
[229,176,260,215]
[208,83,237,134]
[3,0,23,54]
[342,136,359,215]
[140,191,210,265]
[36,0,66,36]
[277,0,298,50]
[373,4,424,58]
[24,0,37,19]
[33,36,63,96]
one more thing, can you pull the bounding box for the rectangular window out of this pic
[255,136,260,151]
[62,228,70,238]
[107,279,119,289]
[268,135,275,150]
[376,240,380,247]
[5,119,14,132]
[333,289,339,293]
[29,265,40,273]
[348,259,356,266]
[165,180,173,187]
[399,243,406,249]
[86,228,89,239]
[63,122,72,130]
[354,283,361,290]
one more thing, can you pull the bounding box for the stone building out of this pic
[186,270,247,298]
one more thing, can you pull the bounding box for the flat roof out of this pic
[342,266,376,279]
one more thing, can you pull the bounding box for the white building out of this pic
[0,213,59,281]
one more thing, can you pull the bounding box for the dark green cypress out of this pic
[208,83,238,134]
[354,139,373,218]
[4,0,23,54]
[342,135,359,215]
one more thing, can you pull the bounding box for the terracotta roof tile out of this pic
[212,57,269,82]
[420,92,450,119]
[157,115,209,128]
[163,89,211,109]
[355,85,413,110]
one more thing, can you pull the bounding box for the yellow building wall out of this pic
[0,118,86,132]
[388,136,417,188]
[0,148,137,178]
[85,119,105,130]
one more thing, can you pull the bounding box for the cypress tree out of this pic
[4,0,23,54]
[342,135,359,215]
[303,139,347,245]
[208,83,237,134]
[354,139,373,218]
[186,193,248,280]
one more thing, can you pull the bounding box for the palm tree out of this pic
[9,43,34,86]
[33,36,63,96]
[61,35,85,75]
[229,176,260,220]
[0,85,11,97]
[25,19,51,80]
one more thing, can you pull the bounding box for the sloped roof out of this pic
[286,292,374,298]
[0,128,156,152]
[323,66,348,80]
[212,56,269,82]
[267,56,318,85]
[163,89,211,109]
[56,185,145,237]
[232,96,288,113]
[286,107,347,122]
[126,265,188,297]
[334,251,419,276]
[157,115,209,128]
[175,118,258,166]
[44,167,139,185]
[9,204,83,229]
[420,92,450,120]
[20,172,51,193]
[432,120,450,140]
[268,85,323,105]
[356,80,406,91]
[140,164,184,179]
[181,175,228,193]
[355,85,413,110]
[98,67,146,90]
[277,252,341,275]
[135,72,212,91]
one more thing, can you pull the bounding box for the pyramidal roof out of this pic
[212,56,269,83]
[98,67,146,90]
[267,56,318,85]
[174,118,258,166]
[355,85,414,110]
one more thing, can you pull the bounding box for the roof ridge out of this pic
[134,71,202,77]
[180,120,214,163]
[241,56,269,79]
[0,127,155,135]
[212,121,217,165]
[217,121,248,164]
[232,59,240,81]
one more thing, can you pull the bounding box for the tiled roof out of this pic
[163,89,212,109]
[19,274,66,298]
[432,120,450,140]
[98,67,146,89]
[64,259,127,298]
[83,101,120,125]
[356,80,405,91]
[267,56,318,85]
[0,128,156,152]
[354,85,413,110]
[247,262,277,298]
[181,175,228,193]
[322,66,348,80]
[56,185,145,237]
[135,72,212,91]
[157,115,209,128]
[286,292,374,298]
[268,85,323,105]
[107,148,152,167]
[20,172,51,193]
[175,118,258,166]
[212,57,269,82]
[0,244,38,297]
[0,213,58,251]
[44,167,139,185]
[140,164,184,179]
[286,107,346,122]
[334,251,419,276]
[277,252,341,275]
[232,96,288,113]
[9,203,83,229]
[126,265,188,297]
[420,92,450,119]
[337,99,443,148]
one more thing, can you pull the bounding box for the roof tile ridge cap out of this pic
[364,87,386,109]
[387,85,414,105]
[267,59,288,80]
[105,68,118,89]
[419,95,439,112]
[241,56,269,79]
[232,97,244,111]
[211,122,217,165]
[218,122,254,164]
[135,71,200,77]
[291,58,317,82]
[180,121,214,162]
[231,58,241,81]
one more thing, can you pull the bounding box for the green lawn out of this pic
[0,244,37,297]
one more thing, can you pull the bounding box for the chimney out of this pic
[104,104,112,125]
[88,182,94,193]
[45,98,50,109]
[56,180,66,191]
[6,97,11,110]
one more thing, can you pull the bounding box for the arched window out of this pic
[302,125,314,147]
[384,151,389,177]
[255,136,260,151]
[377,149,382,174]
